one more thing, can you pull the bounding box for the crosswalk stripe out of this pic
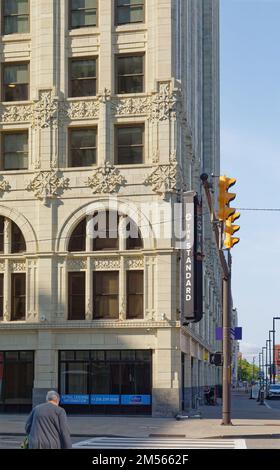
[74,437,247,449]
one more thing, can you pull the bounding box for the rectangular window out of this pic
[126,270,143,319]
[2,131,28,170]
[70,0,97,29]
[116,0,144,25]
[3,62,29,102]
[11,273,26,321]
[0,217,4,253]
[3,0,29,35]
[93,271,119,320]
[116,125,144,164]
[0,273,3,320]
[68,272,86,320]
[70,58,97,98]
[69,128,97,167]
[116,54,144,94]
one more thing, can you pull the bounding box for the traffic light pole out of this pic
[222,254,232,425]
[200,174,232,425]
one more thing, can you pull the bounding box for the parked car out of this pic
[266,383,280,399]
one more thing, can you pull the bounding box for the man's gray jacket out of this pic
[25,402,72,449]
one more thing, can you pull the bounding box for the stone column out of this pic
[33,331,57,406]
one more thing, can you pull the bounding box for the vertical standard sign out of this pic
[181,192,203,324]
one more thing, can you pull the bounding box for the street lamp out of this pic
[268,331,273,383]
[272,317,280,384]
[266,340,270,388]
[259,352,262,388]
[262,346,266,388]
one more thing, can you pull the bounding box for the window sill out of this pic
[2,100,32,106]
[66,96,98,102]
[114,23,147,33]
[1,33,31,42]
[67,27,100,37]
[63,165,97,172]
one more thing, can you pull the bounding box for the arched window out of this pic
[68,211,143,252]
[0,216,26,254]
[0,216,27,323]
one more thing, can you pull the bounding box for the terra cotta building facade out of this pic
[0,0,222,416]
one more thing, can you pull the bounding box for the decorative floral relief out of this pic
[26,169,70,204]
[1,104,32,123]
[0,177,10,196]
[93,259,120,270]
[87,162,126,194]
[12,261,26,272]
[144,157,183,197]
[126,258,144,269]
[0,262,4,272]
[31,91,58,129]
[64,100,100,121]
[67,259,87,271]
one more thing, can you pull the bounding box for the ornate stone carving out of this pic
[1,104,32,123]
[0,177,10,196]
[144,157,183,197]
[12,261,26,272]
[98,88,111,103]
[93,259,120,270]
[126,258,144,269]
[68,259,87,271]
[0,262,4,272]
[148,82,179,122]
[26,169,70,203]
[113,96,149,116]
[65,100,100,120]
[112,82,181,121]
[32,90,58,129]
[87,162,126,194]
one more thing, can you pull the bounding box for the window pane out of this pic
[121,350,135,361]
[0,217,4,253]
[71,59,96,79]
[0,273,3,320]
[3,133,28,170]
[127,271,143,319]
[118,76,143,94]
[68,218,86,252]
[68,272,85,320]
[93,272,119,319]
[11,273,26,321]
[11,222,26,253]
[4,64,29,84]
[76,351,90,360]
[118,126,143,146]
[71,10,97,28]
[4,16,29,34]
[71,0,97,9]
[60,351,75,361]
[106,350,120,361]
[71,129,96,148]
[4,0,29,15]
[71,79,96,97]
[19,351,33,361]
[95,272,119,294]
[60,362,88,394]
[118,56,143,75]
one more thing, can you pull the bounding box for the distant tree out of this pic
[238,358,259,382]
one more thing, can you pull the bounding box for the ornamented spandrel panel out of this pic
[67,259,87,271]
[93,258,120,270]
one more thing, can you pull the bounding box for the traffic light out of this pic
[224,211,240,249]
[218,176,236,221]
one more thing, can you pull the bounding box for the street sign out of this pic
[216,327,242,341]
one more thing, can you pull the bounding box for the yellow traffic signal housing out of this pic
[218,176,237,221]
[224,212,240,249]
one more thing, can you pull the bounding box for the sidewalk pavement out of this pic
[1,392,280,440]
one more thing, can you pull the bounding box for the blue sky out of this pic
[220,0,280,361]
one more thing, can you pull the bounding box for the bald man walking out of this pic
[25,391,72,449]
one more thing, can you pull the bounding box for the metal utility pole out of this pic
[200,174,233,425]
[222,253,232,425]
[269,330,273,383]
[272,318,280,383]
[252,356,255,382]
